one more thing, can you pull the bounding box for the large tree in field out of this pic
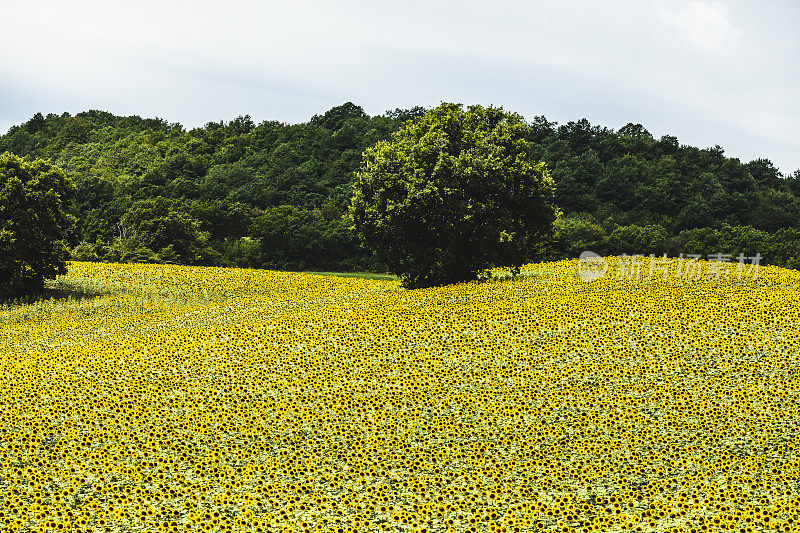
[0,152,77,296]
[350,103,557,288]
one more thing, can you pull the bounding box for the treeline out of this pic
[532,119,800,233]
[0,104,421,270]
[545,219,800,270]
[1,104,799,271]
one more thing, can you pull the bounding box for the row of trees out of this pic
[1,102,799,292]
[3,104,799,239]
[532,119,800,232]
[70,198,372,272]
[547,217,800,270]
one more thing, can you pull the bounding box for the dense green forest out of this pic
[2,103,799,271]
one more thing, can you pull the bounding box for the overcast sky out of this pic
[2,0,798,172]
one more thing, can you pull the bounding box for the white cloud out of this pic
[658,1,744,53]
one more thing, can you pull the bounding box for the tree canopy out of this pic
[351,103,557,288]
[0,152,77,296]
[1,103,799,277]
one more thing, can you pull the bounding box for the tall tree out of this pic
[0,152,77,296]
[351,103,557,288]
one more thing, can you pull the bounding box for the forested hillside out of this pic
[2,103,799,271]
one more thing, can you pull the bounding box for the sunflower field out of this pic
[1,258,799,533]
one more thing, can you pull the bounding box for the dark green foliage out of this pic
[528,119,800,233]
[551,216,610,258]
[608,224,671,255]
[0,105,418,271]
[1,103,799,274]
[544,219,800,271]
[310,103,368,131]
[120,197,206,265]
[0,152,77,296]
[351,103,557,288]
[251,204,366,271]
